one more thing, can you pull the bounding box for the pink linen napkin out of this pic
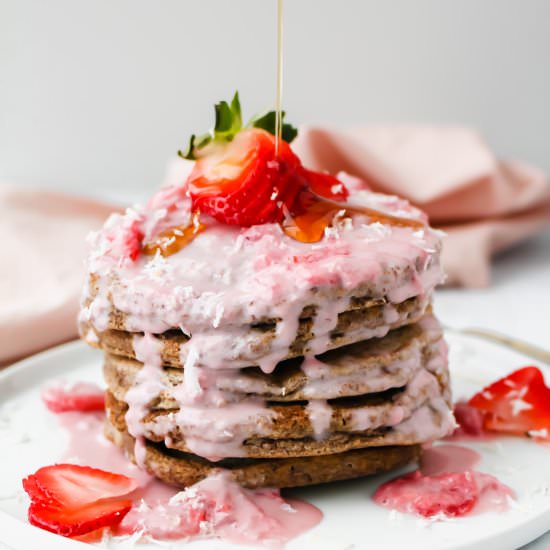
[1,126,549,364]
[0,185,116,365]
[293,126,550,287]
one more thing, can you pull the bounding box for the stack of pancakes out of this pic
[80,184,455,489]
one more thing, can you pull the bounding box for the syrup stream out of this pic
[275,0,284,156]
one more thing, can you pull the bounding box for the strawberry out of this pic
[177,92,354,233]
[41,382,105,413]
[468,366,550,439]
[121,218,144,262]
[25,464,138,507]
[23,464,137,538]
[304,169,349,201]
[188,128,304,226]
[28,499,133,538]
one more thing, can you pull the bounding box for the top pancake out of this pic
[79,183,444,350]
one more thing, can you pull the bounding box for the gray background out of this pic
[1,0,549,202]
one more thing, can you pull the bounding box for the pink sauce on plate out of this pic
[57,410,322,547]
[373,443,514,519]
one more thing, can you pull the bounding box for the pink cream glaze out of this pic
[122,323,453,460]
[121,316,452,461]
[131,358,452,461]
[373,444,514,518]
[57,410,322,547]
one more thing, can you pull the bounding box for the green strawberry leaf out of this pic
[177,132,212,160]
[178,91,297,159]
[248,110,298,143]
[214,92,242,136]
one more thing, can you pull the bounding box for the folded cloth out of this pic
[293,126,550,287]
[1,126,549,363]
[0,185,116,365]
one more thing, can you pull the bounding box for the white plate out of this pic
[1,334,550,550]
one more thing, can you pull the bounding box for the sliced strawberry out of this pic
[28,499,132,538]
[24,464,138,509]
[23,475,52,505]
[122,219,144,262]
[468,366,550,439]
[41,382,105,413]
[304,169,348,201]
[23,464,138,538]
[187,128,303,226]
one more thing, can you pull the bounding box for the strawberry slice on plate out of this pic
[468,366,550,439]
[41,382,105,413]
[25,464,138,508]
[28,498,133,538]
[23,464,137,537]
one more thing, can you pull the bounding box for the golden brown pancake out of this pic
[105,419,422,489]
[81,294,430,369]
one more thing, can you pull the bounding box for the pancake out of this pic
[82,294,430,370]
[105,391,453,459]
[80,179,452,489]
[103,316,444,402]
[105,419,422,489]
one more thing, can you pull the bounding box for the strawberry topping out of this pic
[468,366,550,439]
[181,92,348,230]
[124,219,144,262]
[23,464,137,538]
[41,382,105,413]
[188,128,305,226]
[304,168,349,201]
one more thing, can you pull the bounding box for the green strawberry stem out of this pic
[178,91,297,160]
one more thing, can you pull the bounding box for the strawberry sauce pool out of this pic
[373,444,514,519]
[58,411,322,547]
